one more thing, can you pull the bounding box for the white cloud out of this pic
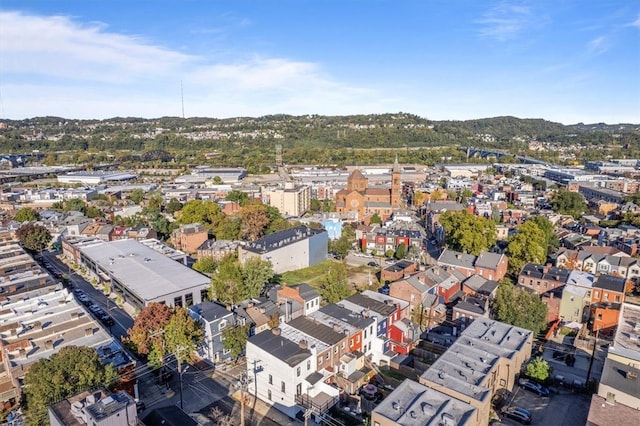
[476,1,533,41]
[587,36,609,54]
[0,10,390,119]
[630,15,640,28]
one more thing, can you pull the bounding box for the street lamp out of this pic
[179,364,190,410]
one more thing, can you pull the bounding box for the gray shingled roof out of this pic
[248,330,311,367]
[438,249,476,270]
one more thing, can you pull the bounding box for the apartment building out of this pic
[267,183,312,217]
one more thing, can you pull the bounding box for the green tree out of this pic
[178,200,226,231]
[129,188,145,204]
[15,207,40,222]
[164,306,204,371]
[226,190,250,206]
[85,205,104,219]
[124,302,173,367]
[210,254,244,305]
[526,357,552,382]
[506,221,547,276]
[24,346,118,424]
[212,176,223,185]
[193,256,218,275]
[64,198,86,213]
[439,211,496,255]
[492,279,548,335]
[241,257,274,299]
[329,233,353,259]
[222,324,250,362]
[527,215,559,256]
[370,213,382,224]
[395,242,407,260]
[166,198,183,215]
[550,189,587,218]
[16,223,52,252]
[319,262,351,303]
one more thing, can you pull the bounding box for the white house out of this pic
[246,328,339,421]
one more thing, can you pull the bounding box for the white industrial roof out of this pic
[80,239,209,302]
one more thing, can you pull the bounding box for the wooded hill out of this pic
[1,114,638,170]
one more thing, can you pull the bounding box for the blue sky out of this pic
[1,0,638,123]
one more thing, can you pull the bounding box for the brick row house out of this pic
[437,248,508,281]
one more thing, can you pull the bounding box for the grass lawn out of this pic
[280,259,334,286]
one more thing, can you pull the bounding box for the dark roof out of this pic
[478,280,499,296]
[599,357,640,398]
[249,330,311,367]
[346,293,396,317]
[438,249,476,270]
[190,301,232,322]
[453,297,487,315]
[293,283,320,301]
[394,259,416,269]
[141,406,198,426]
[306,371,324,385]
[594,274,626,293]
[243,225,326,254]
[288,316,345,345]
[519,263,571,283]
[320,304,375,329]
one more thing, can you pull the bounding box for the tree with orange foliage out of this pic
[124,302,173,367]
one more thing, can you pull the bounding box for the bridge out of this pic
[460,147,549,166]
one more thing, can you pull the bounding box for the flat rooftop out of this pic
[610,303,640,363]
[79,239,209,302]
[373,379,476,426]
[0,286,113,370]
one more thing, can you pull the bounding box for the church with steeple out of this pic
[334,157,402,221]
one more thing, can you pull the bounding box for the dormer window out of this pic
[219,320,228,331]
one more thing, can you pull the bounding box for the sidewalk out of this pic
[231,391,303,426]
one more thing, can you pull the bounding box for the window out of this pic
[356,335,360,343]
[219,320,228,331]
[594,291,599,299]
[269,374,273,385]
[201,289,209,302]
[604,293,609,301]
[334,346,338,354]
[326,353,330,360]
[174,296,183,307]
[185,293,193,307]
[615,295,621,302]
[318,356,322,364]
[297,367,301,377]
[281,381,286,393]
[341,342,346,349]
[307,360,311,371]
[350,339,354,347]
[268,390,272,401]
[364,330,367,339]
[597,313,603,321]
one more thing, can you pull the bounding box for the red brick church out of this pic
[335,158,402,221]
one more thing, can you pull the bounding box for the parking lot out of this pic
[497,385,590,425]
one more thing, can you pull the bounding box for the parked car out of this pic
[99,314,115,327]
[378,285,390,295]
[520,379,550,397]
[385,258,395,265]
[367,261,379,267]
[135,401,146,413]
[502,407,532,425]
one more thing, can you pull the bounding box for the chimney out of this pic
[272,328,281,336]
[299,340,308,350]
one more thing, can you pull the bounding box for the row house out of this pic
[452,296,490,330]
[195,239,239,260]
[170,223,209,254]
[555,248,640,281]
[461,275,499,299]
[591,275,627,333]
[246,329,340,421]
[437,249,508,281]
[310,305,375,355]
[280,316,350,377]
[380,259,419,283]
[276,283,321,316]
[389,271,435,312]
[388,319,420,355]
[421,265,464,304]
[559,270,596,323]
[360,227,423,254]
[189,301,235,363]
[518,263,572,295]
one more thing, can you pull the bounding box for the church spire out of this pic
[393,154,400,173]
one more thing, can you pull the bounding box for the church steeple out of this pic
[391,155,401,208]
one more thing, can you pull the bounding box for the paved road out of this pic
[499,385,590,426]
[43,251,134,340]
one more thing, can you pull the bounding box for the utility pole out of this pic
[236,373,251,426]
[585,327,600,386]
